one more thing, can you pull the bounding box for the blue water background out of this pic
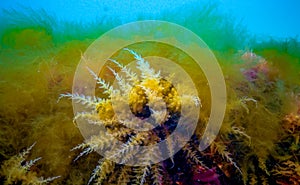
[1,0,299,39]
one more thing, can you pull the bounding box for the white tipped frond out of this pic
[22,157,42,170]
[109,59,139,83]
[88,159,103,185]
[107,66,132,94]
[107,133,147,164]
[71,135,112,161]
[20,142,36,159]
[118,118,140,129]
[86,119,105,126]
[239,96,257,114]
[72,146,94,162]
[182,95,202,107]
[89,159,115,185]
[192,96,202,107]
[139,165,151,185]
[232,126,251,144]
[5,142,60,184]
[124,48,160,79]
[183,144,207,168]
[214,142,243,175]
[38,176,61,184]
[73,112,115,128]
[86,67,114,95]
[166,137,175,167]
[73,112,98,123]
[152,163,163,185]
[58,93,102,107]
[124,48,144,61]
[223,151,243,175]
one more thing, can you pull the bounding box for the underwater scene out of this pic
[0,0,300,184]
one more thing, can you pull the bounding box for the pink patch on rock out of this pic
[193,166,221,185]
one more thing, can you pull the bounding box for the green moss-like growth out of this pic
[2,27,53,49]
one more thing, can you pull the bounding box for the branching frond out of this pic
[152,163,163,185]
[18,143,41,171]
[183,144,206,168]
[239,96,257,114]
[87,159,115,185]
[58,92,102,107]
[0,142,60,184]
[20,142,36,159]
[214,142,242,174]
[232,126,251,144]
[140,165,151,185]
[107,133,148,164]
[223,150,243,175]
[117,166,131,185]
[107,66,132,94]
[132,165,151,185]
[88,160,102,185]
[124,48,160,79]
[166,137,175,167]
[22,157,42,171]
[71,135,112,161]
[86,67,114,95]
[74,111,115,128]
[109,59,139,83]
[151,110,169,125]
[73,112,98,124]
[38,176,61,184]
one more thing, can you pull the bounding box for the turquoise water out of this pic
[1,0,299,39]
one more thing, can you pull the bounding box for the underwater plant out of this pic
[272,112,300,185]
[60,48,243,185]
[0,142,60,185]
[217,49,300,184]
[1,2,300,184]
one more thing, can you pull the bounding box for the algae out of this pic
[0,2,299,185]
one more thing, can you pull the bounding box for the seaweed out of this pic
[62,48,213,184]
[0,1,299,184]
[0,142,60,185]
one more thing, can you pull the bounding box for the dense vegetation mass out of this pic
[0,3,299,185]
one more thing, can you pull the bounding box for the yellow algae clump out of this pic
[61,48,201,184]
[129,78,181,117]
[96,100,114,121]
[158,79,181,113]
[128,85,149,116]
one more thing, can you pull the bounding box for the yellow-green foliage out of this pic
[0,25,92,183]
[253,38,300,87]
[2,27,53,49]
[128,78,181,114]
[1,3,300,185]
[0,143,60,185]
[66,48,203,184]
[216,50,300,184]
[270,112,300,184]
